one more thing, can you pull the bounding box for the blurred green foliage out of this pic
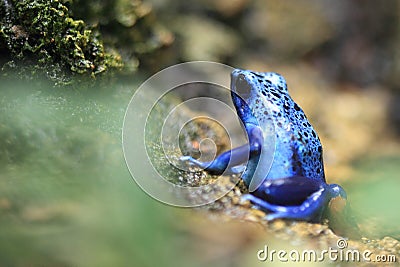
[344,156,400,239]
[0,78,201,267]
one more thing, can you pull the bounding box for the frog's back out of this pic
[271,88,325,182]
[233,70,325,182]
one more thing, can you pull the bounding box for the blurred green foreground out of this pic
[0,78,203,267]
[0,77,399,267]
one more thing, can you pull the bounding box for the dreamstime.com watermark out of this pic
[256,238,397,263]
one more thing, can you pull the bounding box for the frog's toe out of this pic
[264,213,284,221]
[179,155,193,163]
[241,194,286,212]
[264,209,317,222]
[180,156,199,165]
[230,165,246,174]
[179,156,195,167]
[179,156,210,170]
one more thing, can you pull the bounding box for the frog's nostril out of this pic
[235,74,251,97]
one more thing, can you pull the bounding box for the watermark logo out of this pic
[336,238,348,249]
[122,61,275,207]
[256,238,397,263]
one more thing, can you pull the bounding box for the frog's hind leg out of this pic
[242,190,326,222]
[242,183,346,223]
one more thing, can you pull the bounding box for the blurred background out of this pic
[1,0,400,266]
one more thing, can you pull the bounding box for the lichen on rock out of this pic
[0,0,172,85]
[0,0,124,85]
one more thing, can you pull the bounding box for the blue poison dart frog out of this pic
[181,69,359,236]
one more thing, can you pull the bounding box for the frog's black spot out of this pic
[312,141,317,147]
[257,79,263,83]
[304,132,308,137]
[311,130,316,138]
[252,72,264,78]
[264,110,268,115]
[262,91,267,96]
[317,168,321,174]
[283,104,289,110]
[277,122,282,128]
[278,85,283,91]
[271,91,281,98]
[303,122,308,127]
[318,146,322,153]
[277,112,282,117]
[294,103,301,111]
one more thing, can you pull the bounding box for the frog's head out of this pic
[230,69,288,126]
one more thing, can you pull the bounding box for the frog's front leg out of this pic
[180,144,248,174]
[180,124,263,175]
[243,178,347,222]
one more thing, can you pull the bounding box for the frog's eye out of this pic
[235,74,252,97]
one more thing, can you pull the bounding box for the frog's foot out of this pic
[242,181,347,222]
[242,190,326,222]
[179,156,207,168]
[229,165,246,174]
[179,155,246,175]
[180,143,253,175]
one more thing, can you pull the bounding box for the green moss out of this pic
[69,0,174,73]
[0,0,122,85]
[0,0,173,85]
